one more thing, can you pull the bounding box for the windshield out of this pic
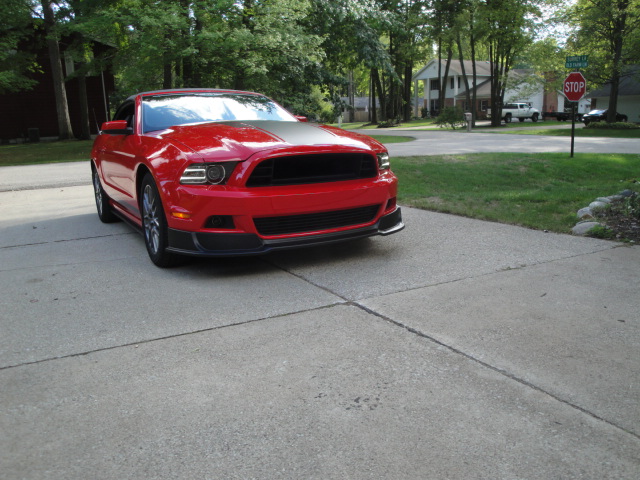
[142,93,296,133]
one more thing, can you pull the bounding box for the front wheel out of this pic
[531,113,539,122]
[92,165,118,223]
[140,174,180,267]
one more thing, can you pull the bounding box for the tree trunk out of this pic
[372,68,386,121]
[348,70,355,123]
[42,0,74,140]
[370,70,378,124]
[77,71,91,140]
[456,35,471,123]
[403,62,413,122]
[439,47,453,113]
[607,1,628,122]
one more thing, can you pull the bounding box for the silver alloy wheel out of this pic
[142,184,161,255]
[93,169,103,216]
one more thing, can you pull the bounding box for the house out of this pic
[340,96,380,123]
[586,66,640,123]
[412,59,567,119]
[0,31,115,143]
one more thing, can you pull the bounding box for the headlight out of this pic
[377,153,390,170]
[180,162,238,185]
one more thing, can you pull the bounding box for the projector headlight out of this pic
[377,152,390,170]
[180,162,238,185]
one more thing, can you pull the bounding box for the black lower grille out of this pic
[254,205,381,236]
[247,153,378,187]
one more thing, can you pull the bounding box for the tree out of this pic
[41,0,74,139]
[0,0,39,95]
[565,0,640,122]
[482,0,542,127]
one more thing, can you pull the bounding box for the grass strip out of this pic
[369,135,415,144]
[0,140,92,167]
[488,126,640,138]
[394,152,640,234]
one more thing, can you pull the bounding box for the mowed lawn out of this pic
[394,152,640,233]
[0,140,93,167]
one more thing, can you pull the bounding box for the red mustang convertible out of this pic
[91,89,403,267]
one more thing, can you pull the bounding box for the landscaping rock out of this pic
[577,207,594,220]
[589,201,608,210]
[572,222,602,236]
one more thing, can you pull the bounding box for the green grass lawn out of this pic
[331,118,439,130]
[488,124,640,138]
[369,135,415,144]
[0,140,92,167]
[394,152,640,234]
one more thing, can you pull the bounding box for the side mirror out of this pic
[295,115,309,123]
[101,120,133,135]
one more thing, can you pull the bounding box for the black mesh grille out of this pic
[247,153,377,187]
[254,205,381,236]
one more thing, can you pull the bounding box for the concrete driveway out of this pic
[1,134,639,478]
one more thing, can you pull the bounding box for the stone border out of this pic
[572,189,636,236]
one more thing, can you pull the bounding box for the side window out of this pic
[114,103,135,128]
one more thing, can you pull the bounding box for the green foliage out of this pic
[585,122,640,130]
[435,106,466,129]
[564,0,640,92]
[609,191,640,221]
[0,0,40,94]
[586,224,615,239]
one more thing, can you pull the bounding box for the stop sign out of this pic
[564,72,586,102]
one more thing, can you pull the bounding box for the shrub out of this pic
[377,117,401,128]
[435,106,466,130]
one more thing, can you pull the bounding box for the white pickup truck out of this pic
[498,103,540,123]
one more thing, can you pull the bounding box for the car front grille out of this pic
[253,204,381,236]
[246,153,377,187]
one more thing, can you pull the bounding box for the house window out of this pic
[458,77,462,88]
[430,79,440,91]
[450,77,454,89]
[480,100,489,111]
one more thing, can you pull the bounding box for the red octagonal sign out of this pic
[564,72,586,102]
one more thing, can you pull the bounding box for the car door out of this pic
[99,102,142,216]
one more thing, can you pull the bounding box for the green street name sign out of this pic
[566,55,589,69]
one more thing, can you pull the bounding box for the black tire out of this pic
[518,117,525,123]
[140,173,180,267]
[621,115,628,122]
[92,164,118,223]
[531,113,539,122]
[504,113,512,123]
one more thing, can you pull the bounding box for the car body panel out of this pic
[91,89,403,262]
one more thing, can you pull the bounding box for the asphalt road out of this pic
[1,131,639,479]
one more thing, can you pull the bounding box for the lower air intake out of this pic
[254,205,381,236]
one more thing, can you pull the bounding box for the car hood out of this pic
[154,120,379,161]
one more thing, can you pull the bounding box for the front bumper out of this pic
[166,207,404,257]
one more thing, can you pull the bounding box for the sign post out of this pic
[564,71,587,157]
